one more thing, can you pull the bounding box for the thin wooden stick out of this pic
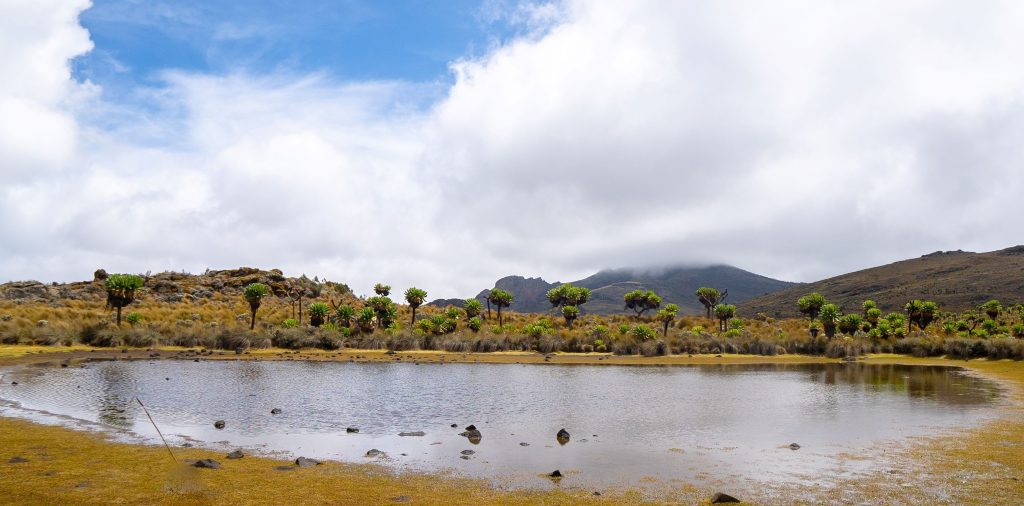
[135,396,177,463]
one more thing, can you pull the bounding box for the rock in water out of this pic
[270,408,282,415]
[193,459,221,469]
[365,449,383,457]
[464,424,477,431]
[549,470,563,478]
[460,450,475,455]
[789,443,801,450]
[711,492,741,503]
[226,450,244,459]
[398,431,426,437]
[295,457,320,468]
[556,428,570,445]
[213,420,226,429]
[346,427,359,433]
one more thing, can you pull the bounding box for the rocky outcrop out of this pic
[0,267,352,305]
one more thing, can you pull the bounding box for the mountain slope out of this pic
[431,265,798,315]
[738,246,1024,317]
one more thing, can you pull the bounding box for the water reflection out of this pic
[0,360,1003,489]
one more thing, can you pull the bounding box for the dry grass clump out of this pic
[1,297,1022,360]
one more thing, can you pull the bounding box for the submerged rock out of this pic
[460,450,475,456]
[193,459,221,469]
[711,492,741,503]
[295,457,320,468]
[398,431,425,437]
[519,442,530,447]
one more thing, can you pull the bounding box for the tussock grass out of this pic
[2,298,1022,360]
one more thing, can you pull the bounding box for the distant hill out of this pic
[428,265,798,316]
[738,246,1024,317]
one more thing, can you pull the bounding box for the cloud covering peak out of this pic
[2,0,1023,298]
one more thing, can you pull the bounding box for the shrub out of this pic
[630,324,656,341]
[467,316,483,332]
[1012,323,1024,338]
[308,302,330,327]
[125,312,142,326]
[122,329,160,348]
[282,318,299,328]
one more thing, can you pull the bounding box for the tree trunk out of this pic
[411,307,417,325]
[298,295,304,324]
[663,321,670,337]
[250,309,257,330]
[498,306,503,328]
[116,305,122,326]
[486,299,492,320]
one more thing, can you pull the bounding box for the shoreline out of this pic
[1,346,1023,504]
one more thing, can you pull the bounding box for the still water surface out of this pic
[0,360,1002,489]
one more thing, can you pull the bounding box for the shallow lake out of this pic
[0,360,1004,490]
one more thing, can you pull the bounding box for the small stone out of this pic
[346,427,359,433]
[789,443,801,450]
[711,492,741,503]
[193,459,221,469]
[450,423,457,428]
[295,457,320,468]
[8,456,29,464]
[519,442,530,446]
[213,420,226,429]
[270,408,282,415]
[226,450,244,459]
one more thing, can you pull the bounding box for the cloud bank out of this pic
[2,0,1023,298]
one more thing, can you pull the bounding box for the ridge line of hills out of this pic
[3,245,1022,317]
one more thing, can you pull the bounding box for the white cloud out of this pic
[1,0,1024,299]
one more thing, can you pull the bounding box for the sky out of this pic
[1,0,1023,299]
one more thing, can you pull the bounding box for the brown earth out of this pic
[739,246,1024,317]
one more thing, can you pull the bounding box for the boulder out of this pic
[711,492,741,503]
[365,449,383,457]
[556,428,570,444]
[226,450,244,459]
[193,459,221,469]
[295,457,320,468]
